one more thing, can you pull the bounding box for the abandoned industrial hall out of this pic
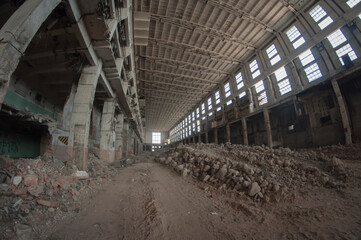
[0,0,360,239]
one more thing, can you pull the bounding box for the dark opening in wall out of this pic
[0,111,48,158]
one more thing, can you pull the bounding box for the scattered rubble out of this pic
[0,152,119,239]
[155,143,349,202]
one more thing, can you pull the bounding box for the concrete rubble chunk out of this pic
[248,182,261,197]
[24,175,38,186]
[37,199,58,207]
[13,176,22,186]
[75,171,90,179]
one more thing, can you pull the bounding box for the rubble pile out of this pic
[155,143,348,201]
[0,153,117,239]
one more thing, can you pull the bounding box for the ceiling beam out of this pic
[150,14,256,50]
[205,0,276,33]
[148,38,241,63]
[138,55,231,74]
[148,41,238,65]
[141,59,226,77]
[138,78,212,91]
[138,68,218,83]
[140,87,199,95]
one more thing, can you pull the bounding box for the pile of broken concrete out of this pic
[155,143,348,202]
[0,153,116,239]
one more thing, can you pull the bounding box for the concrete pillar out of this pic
[198,134,201,143]
[68,64,102,170]
[214,128,218,144]
[100,99,116,163]
[127,128,134,157]
[115,113,124,159]
[263,108,273,148]
[122,121,129,158]
[205,131,209,143]
[226,123,231,143]
[241,117,248,145]
[331,79,352,144]
[0,0,61,104]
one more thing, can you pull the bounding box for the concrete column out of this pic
[68,63,102,170]
[331,79,352,144]
[122,121,129,158]
[214,128,218,144]
[115,113,124,159]
[205,131,209,143]
[198,134,201,143]
[127,127,134,157]
[0,0,61,104]
[263,108,273,148]
[100,99,116,163]
[247,88,254,113]
[241,117,248,145]
[226,123,231,143]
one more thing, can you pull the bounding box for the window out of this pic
[217,106,221,112]
[239,91,246,99]
[208,97,212,110]
[226,100,233,105]
[347,0,361,8]
[201,103,206,120]
[298,49,322,82]
[208,97,213,116]
[196,108,200,118]
[274,67,292,95]
[249,59,261,79]
[299,49,315,66]
[192,123,195,133]
[197,120,200,133]
[255,80,265,93]
[304,63,322,82]
[235,72,244,89]
[327,29,357,65]
[152,132,161,144]
[215,91,220,105]
[224,82,231,98]
[286,26,305,49]
[192,112,195,121]
[254,80,268,105]
[266,44,281,66]
[309,5,333,30]
[188,126,191,135]
[188,115,191,123]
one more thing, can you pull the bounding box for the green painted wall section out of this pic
[0,130,40,158]
[4,90,60,120]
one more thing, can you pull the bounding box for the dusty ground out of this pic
[45,144,361,240]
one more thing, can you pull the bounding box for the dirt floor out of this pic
[44,144,361,240]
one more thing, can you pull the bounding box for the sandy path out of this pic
[48,159,248,239]
[47,153,361,240]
